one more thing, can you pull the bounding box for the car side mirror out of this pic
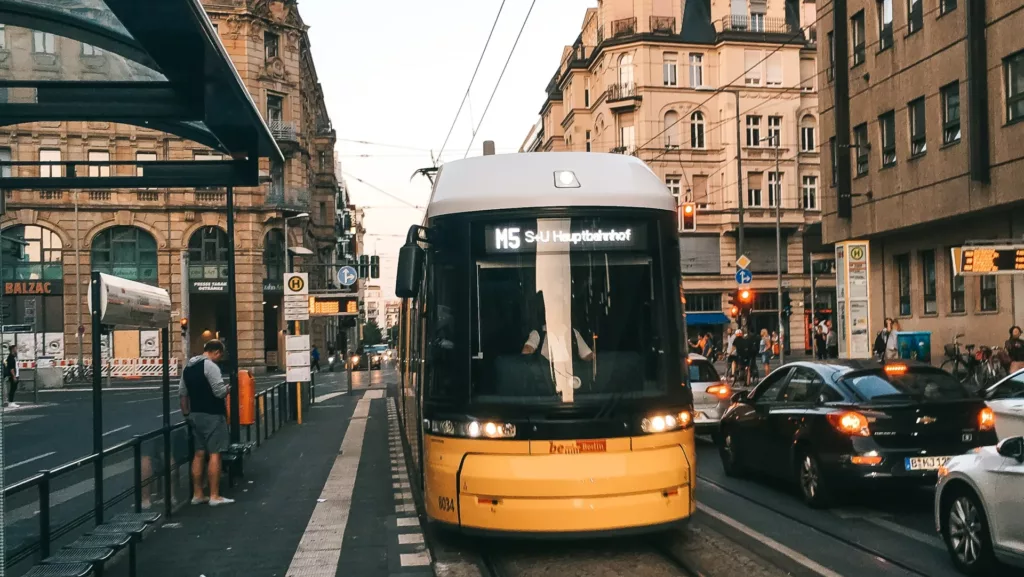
[395,243,424,299]
[997,437,1024,463]
[731,391,747,404]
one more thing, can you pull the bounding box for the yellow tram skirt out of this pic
[423,432,695,535]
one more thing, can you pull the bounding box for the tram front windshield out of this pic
[456,216,676,405]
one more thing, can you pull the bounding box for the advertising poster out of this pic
[44,333,64,359]
[141,330,159,358]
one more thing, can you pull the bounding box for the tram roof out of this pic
[426,153,676,218]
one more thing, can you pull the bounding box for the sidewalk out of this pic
[132,368,430,577]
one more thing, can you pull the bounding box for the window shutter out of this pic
[767,54,783,85]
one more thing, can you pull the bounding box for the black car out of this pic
[717,360,998,508]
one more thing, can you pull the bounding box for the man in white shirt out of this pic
[521,326,595,361]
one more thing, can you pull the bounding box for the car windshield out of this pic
[840,367,969,401]
[988,373,1024,400]
[689,359,719,383]
[468,216,673,404]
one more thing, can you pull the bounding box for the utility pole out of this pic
[773,135,784,364]
[734,90,746,257]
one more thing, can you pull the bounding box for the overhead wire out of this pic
[341,171,426,210]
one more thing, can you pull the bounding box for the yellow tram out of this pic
[394,152,695,535]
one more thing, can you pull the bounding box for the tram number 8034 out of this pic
[438,496,456,513]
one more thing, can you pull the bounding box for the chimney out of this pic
[483,141,496,156]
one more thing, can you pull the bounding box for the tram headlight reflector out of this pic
[553,170,581,188]
[641,411,693,433]
[425,419,516,439]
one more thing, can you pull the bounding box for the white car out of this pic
[935,436,1024,575]
[983,370,1024,440]
[688,353,732,437]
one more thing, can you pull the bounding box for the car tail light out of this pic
[706,384,732,399]
[827,411,871,437]
[979,407,996,431]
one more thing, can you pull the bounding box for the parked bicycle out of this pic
[940,334,1007,393]
[63,363,92,385]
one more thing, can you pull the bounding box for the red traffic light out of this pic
[680,202,697,232]
[683,204,694,215]
[739,289,752,302]
[729,305,739,317]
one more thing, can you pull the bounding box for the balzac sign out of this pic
[2,281,64,296]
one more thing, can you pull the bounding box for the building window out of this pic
[826,32,835,82]
[585,130,592,152]
[663,53,678,86]
[909,97,927,156]
[619,125,635,152]
[853,123,869,176]
[878,0,893,51]
[88,151,110,177]
[767,54,782,86]
[747,172,763,207]
[267,94,284,124]
[39,149,61,178]
[800,119,816,152]
[264,229,285,282]
[92,227,158,284]
[618,53,634,86]
[0,224,64,282]
[802,175,818,210]
[690,111,705,149]
[584,77,591,107]
[0,24,6,51]
[800,58,815,92]
[744,50,761,85]
[950,255,965,313]
[689,53,703,87]
[896,253,911,316]
[81,43,102,56]
[942,81,961,144]
[0,148,10,179]
[188,227,230,284]
[981,276,997,311]
[136,151,156,179]
[829,137,837,186]
[851,11,866,67]
[1007,51,1024,123]
[751,13,765,32]
[879,111,897,166]
[908,0,923,34]
[664,111,679,147]
[32,31,55,54]
[693,175,709,209]
[940,0,956,16]
[921,250,936,314]
[265,31,279,59]
[767,172,782,207]
[746,115,761,147]
[685,293,722,312]
[666,176,681,204]
[767,115,782,147]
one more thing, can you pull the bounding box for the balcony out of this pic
[266,187,311,211]
[606,82,640,110]
[269,120,299,145]
[609,17,636,38]
[650,16,676,35]
[715,15,796,41]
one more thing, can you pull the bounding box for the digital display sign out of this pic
[484,223,647,254]
[956,246,1024,275]
[308,296,359,316]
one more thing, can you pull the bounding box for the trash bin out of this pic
[895,331,931,363]
[226,369,256,426]
[35,356,63,389]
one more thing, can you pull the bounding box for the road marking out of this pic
[864,517,944,550]
[314,391,347,403]
[7,460,134,522]
[5,451,56,471]
[102,425,131,436]
[153,409,182,419]
[696,503,845,577]
[285,384,373,576]
[41,387,161,393]
[125,396,164,404]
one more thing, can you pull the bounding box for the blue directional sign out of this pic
[338,266,358,287]
[735,269,753,285]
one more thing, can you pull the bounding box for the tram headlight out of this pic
[641,410,693,434]
[424,418,516,439]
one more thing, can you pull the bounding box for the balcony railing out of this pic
[269,119,299,143]
[609,17,636,39]
[650,16,676,34]
[606,82,638,102]
[266,187,311,211]
[716,15,794,35]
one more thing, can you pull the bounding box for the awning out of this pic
[686,312,731,325]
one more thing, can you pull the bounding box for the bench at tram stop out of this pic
[221,441,255,488]
[24,511,162,577]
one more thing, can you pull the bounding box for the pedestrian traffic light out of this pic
[680,202,697,232]
[358,254,369,278]
[180,318,188,335]
[370,255,380,279]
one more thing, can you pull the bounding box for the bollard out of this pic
[346,359,353,394]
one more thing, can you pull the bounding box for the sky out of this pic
[301,0,596,299]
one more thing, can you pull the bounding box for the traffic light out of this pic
[738,288,754,312]
[680,202,697,232]
[359,254,369,278]
[782,292,792,318]
[370,255,380,279]
[180,318,188,335]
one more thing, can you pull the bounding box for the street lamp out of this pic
[758,133,785,363]
[283,212,309,273]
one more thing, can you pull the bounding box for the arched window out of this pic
[264,229,285,281]
[0,224,65,341]
[188,227,229,289]
[1,224,63,281]
[690,111,706,149]
[618,53,633,86]
[800,114,817,152]
[92,227,158,284]
[664,111,679,147]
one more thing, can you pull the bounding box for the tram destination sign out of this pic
[953,245,1024,275]
[484,222,648,254]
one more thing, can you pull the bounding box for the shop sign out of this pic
[2,280,64,295]
[262,279,283,293]
[190,280,228,293]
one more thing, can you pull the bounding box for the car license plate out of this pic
[905,456,951,471]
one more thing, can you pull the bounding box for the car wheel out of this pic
[718,431,745,477]
[942,490,996,575]
[797,451,833,509]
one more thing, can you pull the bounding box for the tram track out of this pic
[473,537,704,577]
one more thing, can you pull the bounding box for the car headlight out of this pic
[641,410,693,433]
[351,355,360,364]
[423,418,517,439]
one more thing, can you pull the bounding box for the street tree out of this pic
[363,321,383,346]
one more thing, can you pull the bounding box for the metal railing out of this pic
[609,17,636,38]
[716,15,794,35]
[606,82,638,102]
[650,15,676,34]
[3,381,300,572]
[269,120,299,142]
[266,187,311,211]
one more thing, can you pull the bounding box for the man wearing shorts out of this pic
[179,340,234,506]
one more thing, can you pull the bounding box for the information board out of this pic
[484,222,648,254]
[955,246,1024,275]
[308,295,359,316]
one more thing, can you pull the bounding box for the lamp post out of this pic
[759,133,784,364]
[283,212,309,274]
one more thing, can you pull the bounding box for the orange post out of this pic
[227,369,256,426]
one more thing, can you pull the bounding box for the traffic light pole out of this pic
[774,139,784,364]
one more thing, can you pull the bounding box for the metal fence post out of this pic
[38,470,51,559]
[255,393,261,447]
[133,436,143,513]
[161,327,171,519]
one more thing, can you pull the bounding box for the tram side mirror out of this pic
[997,437,1024,463]
[395,243,424,299]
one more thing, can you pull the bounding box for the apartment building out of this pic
[523,0,824,351]
[819,0,1024,359]
[0,0,354,371]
